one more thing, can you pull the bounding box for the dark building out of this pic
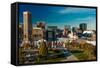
[57,29,63,38]
[72,27,78,32]
[45,26,58,41]
[79,23,87,32]
[46,30,57,41]
[76,29,83,38]
[47,26,58,38]
[47,26,57,31]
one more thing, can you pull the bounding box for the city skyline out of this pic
[18,4,97,64]
[19,4,96,30]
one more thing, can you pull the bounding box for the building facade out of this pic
[23,11,32,42]
[19,23,23,43]
[79,23,87,32]
[32,27,43,41]
[72,27,78,33]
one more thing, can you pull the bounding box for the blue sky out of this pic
[19,4,96,30]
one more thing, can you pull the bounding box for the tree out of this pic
[65,40,70,50]
[38,41,48,57]
[19,47,26,64]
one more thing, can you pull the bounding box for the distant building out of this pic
[36,21,46,29]
[83,30,94,40]
[62,26,69,37]
[21,11,32,48]
[72,27,78,33]
[56,29,63,38]
[47,26,57,31]
[36,21,46,39]
[45,30,57,48]
[19,23,23,43]
[32,27,44,41]
[65,25,71,32]
[83,30,94,34]
[32,27,44,48]
[79,23,87,32]
[85,31,96,44]
[47,26,58,40]
[68,33,78,41]
[76,28,83,38]
[23,11,32,42]
[46,30,57,41]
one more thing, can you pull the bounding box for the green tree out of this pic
[38,41,48,58]
[65,40,70,50]
[19,47,26,64]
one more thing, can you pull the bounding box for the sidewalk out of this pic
[61,55,78,61]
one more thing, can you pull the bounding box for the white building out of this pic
[83,30,94,34]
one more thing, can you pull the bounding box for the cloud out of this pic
[75,16,96,21]
[58,7,96,14]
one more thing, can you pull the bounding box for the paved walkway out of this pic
[61,55,78,61]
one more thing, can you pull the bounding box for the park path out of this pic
[61,55,78,61]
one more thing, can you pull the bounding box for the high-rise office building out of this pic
[23,11,32,42]
[79,23,87,32]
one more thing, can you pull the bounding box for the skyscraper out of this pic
[23,11,32,42]
[79,23,87,32]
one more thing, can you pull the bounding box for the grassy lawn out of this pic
[35,50,66,63]
[71,51,88,60]
[66,41,96,61]
[70,49,95,61]
[45,57,65,63]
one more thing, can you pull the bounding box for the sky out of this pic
[19,4,96,30]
